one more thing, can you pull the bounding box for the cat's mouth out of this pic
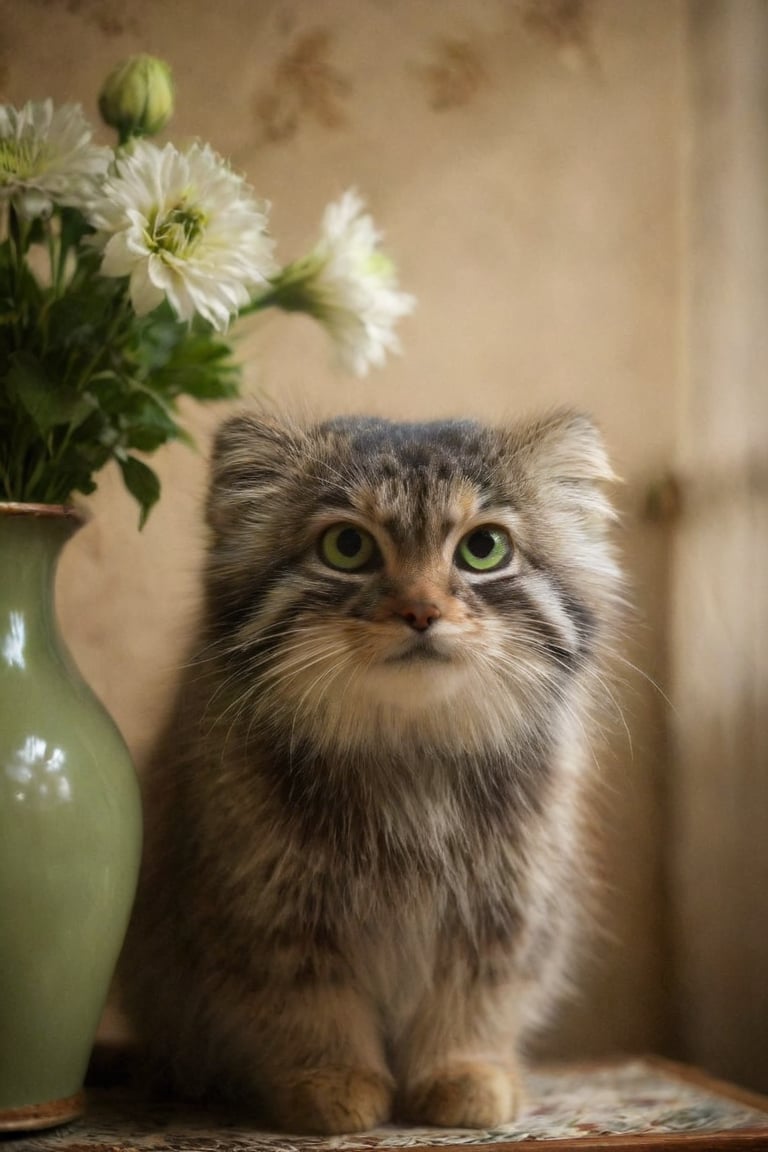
[384,635,454,665]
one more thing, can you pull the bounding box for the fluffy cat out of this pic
[120,410,621,1134]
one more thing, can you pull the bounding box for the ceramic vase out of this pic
[0,503,142,1131]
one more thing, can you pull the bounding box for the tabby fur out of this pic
[120,410,621,1134]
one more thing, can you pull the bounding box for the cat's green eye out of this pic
[456,526,512,573]
[320,524,378,571]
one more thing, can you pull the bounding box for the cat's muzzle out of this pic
[385,634,454,665]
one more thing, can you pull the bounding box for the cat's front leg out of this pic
[254,980,393,1134]
[395,965,527,1128]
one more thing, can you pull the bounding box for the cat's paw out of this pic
[402,1060,523,1129]
[269,1065,394,1134]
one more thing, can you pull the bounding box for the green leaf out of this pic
[153,363,239,401]
[132,314,240,400]
[45,275,123,353]
[123,394,180,451]
[5,351,93,434]
[117,455,161,529]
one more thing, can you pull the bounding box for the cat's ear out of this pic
[511,409,618,520]
[206,412,300,533]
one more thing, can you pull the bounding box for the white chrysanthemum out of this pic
[87,140,276,331]
[0,100,110,217]
[287,190,415,376]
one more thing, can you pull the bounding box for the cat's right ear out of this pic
[206,413,299,534]
[507,409,618,526]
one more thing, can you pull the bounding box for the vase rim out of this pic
[0,501,88,524]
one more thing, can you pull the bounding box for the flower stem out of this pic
[71,290,132,390]
[241,257,322,318]
[239,284,281,317]
[7,203,31,341]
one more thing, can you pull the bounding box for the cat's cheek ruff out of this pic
[232,571,365,650]
[249,629,575,755]
[225,575,585,734]
[468,561,595,676]
[217,600,587,749]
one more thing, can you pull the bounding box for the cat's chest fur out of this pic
[188,716,565,987]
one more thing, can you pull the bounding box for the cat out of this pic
[120,409,621,1135]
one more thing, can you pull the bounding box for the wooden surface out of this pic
[2,1053,767,1152]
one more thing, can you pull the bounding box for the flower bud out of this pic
[98,55,174,142]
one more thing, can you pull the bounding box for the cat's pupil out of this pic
[337,527,363,557]
[468,530,495,559]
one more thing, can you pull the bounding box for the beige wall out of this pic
[3,1,682,1060]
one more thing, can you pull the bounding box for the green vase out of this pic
[0,503,142,1131]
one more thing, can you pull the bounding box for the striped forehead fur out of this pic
[207,412,618,589]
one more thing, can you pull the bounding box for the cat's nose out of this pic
[393,600,442,632]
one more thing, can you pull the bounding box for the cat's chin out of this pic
[360,653,470,709]
[348,631,478,709]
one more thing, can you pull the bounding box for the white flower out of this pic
[280,190,415,376]
[0,100,110,218]
[87,140,276,331]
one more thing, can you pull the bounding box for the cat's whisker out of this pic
[199,631,343,718]
[189,616,337,666]
[610,652,675,712]
[461,644,593,757]
[478,639,612,753]
[516,635,632,756]
[288,651,355,762]
[211,651,340,732]
[267,641,353,689]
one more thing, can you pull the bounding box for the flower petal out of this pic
[87,138,274,325]
[129,258,165,316]
[274,189,415,375]
[0,100,109,217]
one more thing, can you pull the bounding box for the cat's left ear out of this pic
[512,409,618,521]
[206,412,302,534]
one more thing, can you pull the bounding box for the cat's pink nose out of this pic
[393,600,442,632]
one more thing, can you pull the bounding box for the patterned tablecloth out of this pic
[5,1058,768,1151]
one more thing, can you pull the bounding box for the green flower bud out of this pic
[98,55,174,143]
